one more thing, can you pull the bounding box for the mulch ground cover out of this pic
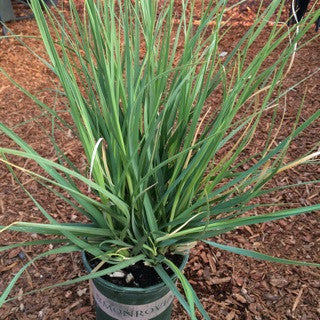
[0,1,319,319]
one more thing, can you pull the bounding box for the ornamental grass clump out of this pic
[0,0,320,318]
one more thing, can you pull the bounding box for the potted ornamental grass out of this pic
[0,0,320,318]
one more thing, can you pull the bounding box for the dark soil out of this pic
[84,252,184,288]
[0,1,319,320]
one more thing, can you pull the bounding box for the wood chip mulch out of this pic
[0,1,319,319]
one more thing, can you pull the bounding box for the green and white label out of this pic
[93,284,174,319]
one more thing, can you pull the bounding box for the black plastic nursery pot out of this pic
[82,252,188,320]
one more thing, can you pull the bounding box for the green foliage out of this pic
[1,0,319,317]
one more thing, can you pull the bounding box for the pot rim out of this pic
[81,251,189,293]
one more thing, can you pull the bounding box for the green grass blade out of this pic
[205,241,320,267]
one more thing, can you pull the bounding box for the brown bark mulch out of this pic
[0,1,319,319]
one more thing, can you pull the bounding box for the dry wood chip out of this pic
[232,274,244,287]
[225,297,243,308]
[200,251,209,263]
[270,276,289,288]
[196,269,203,277]
[203,266,211,280]
[65,290,73,298]
[207,253,217,275]
[233,293,247,304]
[248,303,261,315]
[243,225,254,236]
[240,288,254,303]
[0,261,18,272]
[8,248,21,259]
[68,300,81,311]
[74,306,92,316]
[310,280,320,288]
[77,288,87,297]
[17,288,23,301]
[292,286,305,313]
[211,276,231,284]
[226,310,236,320]
[38,310,45,318]
[263,293,280,301]
[189,280,197,285]
[0,198,4,214]
[0,85,10,94]
[24,269,34,289]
